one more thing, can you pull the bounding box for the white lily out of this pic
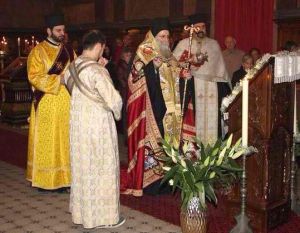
[231,149,245,159]
[180,159,187,168]
[209,171,216,179]
[162,166,171,171]
[171,155,178,163]
[228,147,235,158]
[204,156,210,167]
[182,141,189,154]
[226,134,233,148]
[216,147,226,166]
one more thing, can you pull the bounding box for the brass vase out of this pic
[180,197,207,233]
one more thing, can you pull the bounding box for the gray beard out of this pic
[156,40,172,59]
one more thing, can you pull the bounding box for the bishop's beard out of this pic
[156,40,172,59]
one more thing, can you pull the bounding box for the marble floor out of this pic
[0,161,181,233]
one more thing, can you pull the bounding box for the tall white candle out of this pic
[242,79,249,147]
[294,82,297,135]
[17,37,20,56]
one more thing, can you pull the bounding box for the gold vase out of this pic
[180,197,207,233]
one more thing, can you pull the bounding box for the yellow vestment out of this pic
[26,40,71,189]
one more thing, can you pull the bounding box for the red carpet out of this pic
[120,193,300,233]
[1,125,300,233]
[0,124,28,168]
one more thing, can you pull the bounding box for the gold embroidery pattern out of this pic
[127,139,145,173]
[127,111,146,136]
[127,84,147,106]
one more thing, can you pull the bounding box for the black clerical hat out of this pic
[45,13,65,28]
[151,18,170,37]
[188,13,209,24]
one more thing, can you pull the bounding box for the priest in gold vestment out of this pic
[122,18,194,196]
[26,13,75,190]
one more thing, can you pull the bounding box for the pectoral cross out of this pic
[56,62,63,71]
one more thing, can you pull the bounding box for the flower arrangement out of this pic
[158,134,246,210]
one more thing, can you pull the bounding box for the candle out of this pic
[294,82,297,135]
[242,78,249,147]
[17,37,20,56]
[31,36,34,46]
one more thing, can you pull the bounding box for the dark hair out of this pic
[284,40,297,51]
[82,30,106,50]
[249,47,261,54]
[121,46,133,54]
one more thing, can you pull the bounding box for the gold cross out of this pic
[56,62,63,70]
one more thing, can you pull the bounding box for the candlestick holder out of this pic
[291,134,300,214]
[230,146,257,233]
[0,50,7,72]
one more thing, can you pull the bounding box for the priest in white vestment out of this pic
[64,30,124,229]
[173,14,230,145]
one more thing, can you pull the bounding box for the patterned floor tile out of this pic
[0,222,16,231]
[0,161,181,233]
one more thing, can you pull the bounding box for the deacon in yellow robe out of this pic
[26,13,75,190]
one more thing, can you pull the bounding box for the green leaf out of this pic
[205,144,212,158]
[172,174,180,193]
[185,159,196,175]
[181,189,185,202]
[195,181,204,193]
[161,165,179,184]
[182,191,193,209]
[220,164,243,172]
[200,143,206,161]
[228,158,240,169]
[195,166,208,181]
[196,182,205,209]
[183,171,195,191]
[164,134,171,144]
[157,156,171,162]
[212,138,222,150]
[204,183,217,204]
[161,138,171,149]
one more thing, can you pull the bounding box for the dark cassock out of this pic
[231,66,247,88]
